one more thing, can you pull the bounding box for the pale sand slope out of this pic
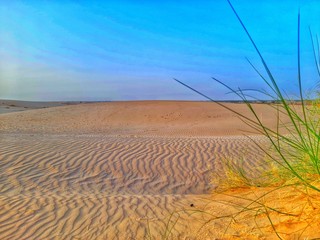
[0,101,292,136]
[0,101,314,239]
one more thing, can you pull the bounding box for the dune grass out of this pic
[175,0,320,192]
[174,0,320,238]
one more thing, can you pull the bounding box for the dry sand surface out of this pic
[0,101,291,136]
[0,101,317,239]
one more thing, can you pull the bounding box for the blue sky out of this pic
[0,0,319,101]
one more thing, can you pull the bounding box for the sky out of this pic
[0,0,320,101]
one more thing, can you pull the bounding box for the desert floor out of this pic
[0,101,319,239]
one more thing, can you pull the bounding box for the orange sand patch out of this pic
[196,185,320,239]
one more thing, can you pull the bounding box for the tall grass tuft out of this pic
[175,0,320,192]
[174,0,320,237]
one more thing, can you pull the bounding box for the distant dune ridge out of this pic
[0,100,290,136]
[0,99,84,114]
[0,101,310,239]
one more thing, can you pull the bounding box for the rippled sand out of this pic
[0,101,311,239]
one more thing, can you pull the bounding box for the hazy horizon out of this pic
[1,0,320,101]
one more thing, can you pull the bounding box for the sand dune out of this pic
[0,101,291,136]
[0,101,312,239]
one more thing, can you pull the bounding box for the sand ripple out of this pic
[0,134,267,239]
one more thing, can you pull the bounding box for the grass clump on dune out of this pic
[213,0,320,192]
[175,0,320,238]
[176,0,320,191]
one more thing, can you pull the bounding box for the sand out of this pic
[0,101,291,136]
[0,101,317,239]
